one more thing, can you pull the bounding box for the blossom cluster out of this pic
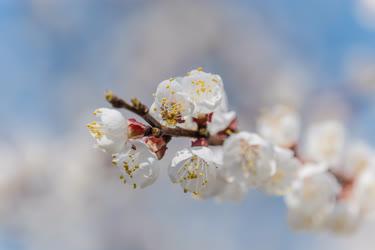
[88,68,375,234]
[286,121,375,234]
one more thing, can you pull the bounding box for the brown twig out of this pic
[106,91,161,128]
[105,91,227,145]
[158,126,201,138]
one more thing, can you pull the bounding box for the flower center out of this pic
[239,140,259,177]
[87,121,103,139]
[176,155,210,195]
[112,150,141,189]
[159,98,184,126]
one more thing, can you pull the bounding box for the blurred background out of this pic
[1,0,375,249]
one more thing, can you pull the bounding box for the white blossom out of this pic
[285,163,341,230]
[169,146,221,198]
[324,142,375,233]
[150,78,195,128]
[257,104,300,147]
[151,69,226,126]
[221,132,276,187]
[304,120,346,165]
[181,68,224,115]
[338,141,375,217]
[87,108,127,154]
[344,141,375,175]
[112,141,159,189]
[324,170,373,234]
[261,147,300,196]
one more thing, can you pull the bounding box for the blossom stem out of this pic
[328,169,354,186]
[288,143,354,190]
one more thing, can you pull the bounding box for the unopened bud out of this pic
[127,118,147,139]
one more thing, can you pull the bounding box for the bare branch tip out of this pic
[130,98,140,107]
[105,90,114,102]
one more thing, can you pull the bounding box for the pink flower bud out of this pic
[127,118,147,139]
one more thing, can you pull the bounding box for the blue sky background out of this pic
[1,1,375,250]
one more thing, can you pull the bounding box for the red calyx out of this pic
[128,118,147,139]
[144,136,168,160]
[193,113,213,127]
[216,117,238,137]
[226,117,238,132]
[191,138,209,147]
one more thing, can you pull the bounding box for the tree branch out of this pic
[105,91,226,145]
[105,91,161,128]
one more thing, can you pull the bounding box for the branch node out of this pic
[144,126,153,136]
[151,127,162,137]
[199,128,209,137]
